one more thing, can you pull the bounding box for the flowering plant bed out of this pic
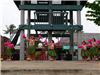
[4,41,14,60]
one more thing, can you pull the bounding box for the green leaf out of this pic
[85,1,100,26]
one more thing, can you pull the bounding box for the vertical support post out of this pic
[77,1,81,25]
[47,1,52,59]
[70,11,74,60]
[49,1,52,25]
[48,1,52,46]
[0,35,1,59]
[49,11,52,24]
[65,12,68,25]
[20,1,25,60]
[77,0,82,60]
[48,10,52,44]
[27,10,31,38]
[47,31,52,60]
[48,31,52,47]
[26,10,31,57]
[77,32,82,60]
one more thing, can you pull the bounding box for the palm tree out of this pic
[3,24,17,40]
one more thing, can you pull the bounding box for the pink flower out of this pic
[78,45,83,49]
[8,44,14,49]
[22,33,26,39]
[4,41,14,48]
[96,40,100,44]
[4,41,11,46]
[44,39,48,46]
[87,43,92,48]
[87,39,93,43]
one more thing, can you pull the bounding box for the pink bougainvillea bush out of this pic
[4,41,14,59]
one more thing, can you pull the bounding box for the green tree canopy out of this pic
[85,1,100,26]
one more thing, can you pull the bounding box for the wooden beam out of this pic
[19,5,83,11]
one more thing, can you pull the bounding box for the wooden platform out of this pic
[1,61,100,75]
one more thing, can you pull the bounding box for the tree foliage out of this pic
[85,1,100,26]
[3,24,17,35]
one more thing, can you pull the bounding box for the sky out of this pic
[0,0,100,37]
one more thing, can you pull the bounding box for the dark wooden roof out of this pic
[14,0,87,10]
